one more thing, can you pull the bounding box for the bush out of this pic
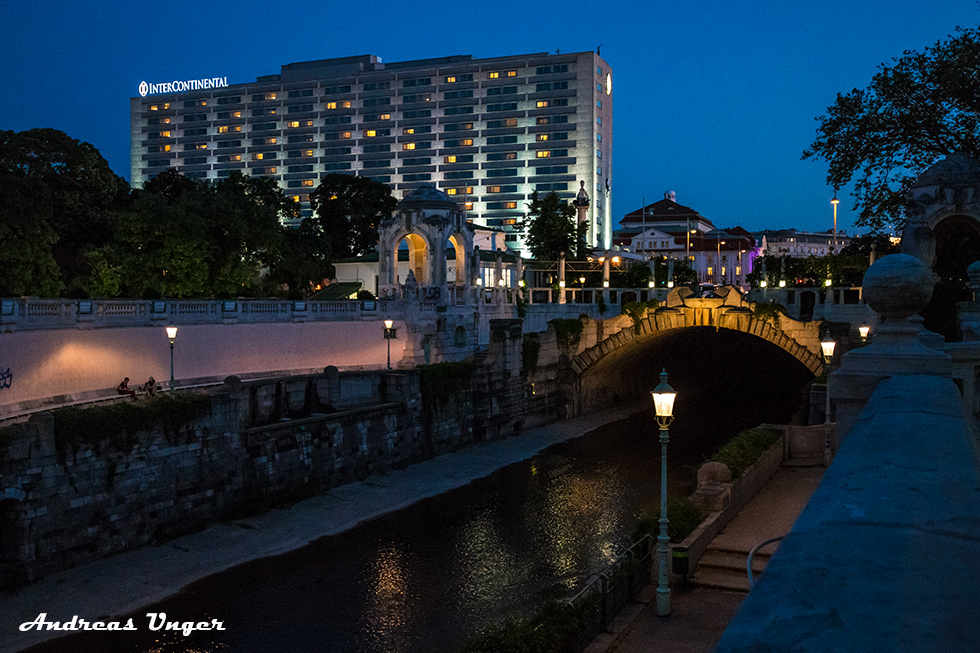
[52,393,212,457]
[460,600,592,653]
[621,298,659,334]
[752,301,785,324]
[522,334,541,374]
[634,497,705,543]
[708,426,780,477]
[418,361,475,413]
[549,318,584,351]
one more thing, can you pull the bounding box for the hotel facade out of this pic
[130,51,613,253]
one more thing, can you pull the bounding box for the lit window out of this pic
[149,104,160,111]
[461,139,473,146]
[289,121,300,128]
[464,202,474,210]
[159,131,171,137]
[507,70,517,77]
[301,180,314,187]
[504,201,517,209]
[487,186,501,193]
[403,128,415,134]
[231,111,242,118]
[445,155,456,163]
[292,196,300,202]
[326,102,337,109]
[254,153,266,160]
[489,72,500,79]
[536,150,551,158]
[266,93,277,100]
[340,131,352,138]
[536,134,549,141]
[264,137,277,144]
[503,218,517,225]
[229,154,241,161]
[536,100,549,108]
[218,125,241,133]
[379,113,391,120]
[403,143,416,150]
[365,130,377,137]
[302,150,313,157]
[194,143,208,150]
[446,75,456,83]
[446,188,456,195]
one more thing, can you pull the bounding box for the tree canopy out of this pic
[519,191,587,260]
[803,25,980,232]
[308,174,397,259]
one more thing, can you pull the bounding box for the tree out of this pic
[803,25,980,231]
[308,174,397,259]
[0,128,130,290]
[519,191,587,260]
[0,169,63,296]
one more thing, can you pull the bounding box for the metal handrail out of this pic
[747,535,784,589]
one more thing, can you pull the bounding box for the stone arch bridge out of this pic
[563,286,824,413]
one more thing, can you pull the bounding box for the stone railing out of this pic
[0,297,391,332]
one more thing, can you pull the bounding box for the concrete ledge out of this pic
[716,375,980,651]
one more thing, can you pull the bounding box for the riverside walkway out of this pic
[590,463,826,653]
[1,403,641,653]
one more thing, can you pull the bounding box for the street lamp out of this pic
[830,191,840,253]
[165,326,178,395]
[716,240,726,285]
[651,369,677,617]
[821,335,837,466]
[383,319,398,370]
[859,325,870,343]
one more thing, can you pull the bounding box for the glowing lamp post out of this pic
[830,191,840,253]
[821,335,837,466]
[383,319,398,370]
[165,326,178,395]
[859,325,870,343]
[651,369,677,617]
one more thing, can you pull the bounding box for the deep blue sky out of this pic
[2,0,977,235]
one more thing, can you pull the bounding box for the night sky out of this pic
[1,0,977,235]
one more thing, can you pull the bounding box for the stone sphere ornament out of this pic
[862,254,936,319]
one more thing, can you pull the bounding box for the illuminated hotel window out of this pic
[263,137,276,144]
[536,134,549,141]
[292,196,300,202]
[403,143,416,150]
[461,139,473,146]
[218,125,241,133]
[403,128,415,134]
[444,155,456,163]
[302,150,313,157]
[302,180,314,187]
[340,131,352,138]
[507,70,517,77]
[149,103,170,111]
[503,217,517,224]
[254,153,266,160]
[488,72,500,79]
[365,130,377,137]
[487,152,516,161]
[158,131,171,138]
[229,154,242,161]
[504,202,517,209]
[253,92,277,101]
[464,202,474,210]
[326,102,337,109]
[487,186,501,193]
[536,100,549,108]
[536,150,552,158]
[379,113,391,120]
[194,143,208,150]
[446,75,456,83]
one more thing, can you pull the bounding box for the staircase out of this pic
[690,545,775,592]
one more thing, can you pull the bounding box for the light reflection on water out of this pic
[25,413,697,653]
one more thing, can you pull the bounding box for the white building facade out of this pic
[130,52,613,254]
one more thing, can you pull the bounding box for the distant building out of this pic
[129,51,613,253]
[754,229,851,257]
[614,192,758,287]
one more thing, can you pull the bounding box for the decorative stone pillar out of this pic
[558,251,567,304]
[830,254,951,441]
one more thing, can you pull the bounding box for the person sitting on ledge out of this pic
[117,377,136,399]
[141,376,157,397]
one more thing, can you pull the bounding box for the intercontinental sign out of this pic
[139,77,228,97]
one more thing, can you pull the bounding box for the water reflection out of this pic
[361,542,410,652]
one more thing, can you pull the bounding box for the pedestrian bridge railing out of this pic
[0,297,391,332]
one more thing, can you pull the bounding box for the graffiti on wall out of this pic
[0,368,11,391]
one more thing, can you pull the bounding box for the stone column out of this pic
[830,254,951,442]
[558,251,567,304]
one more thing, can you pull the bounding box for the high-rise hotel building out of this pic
[130,51,613,252]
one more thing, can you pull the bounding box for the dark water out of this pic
[24,408,727,653]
